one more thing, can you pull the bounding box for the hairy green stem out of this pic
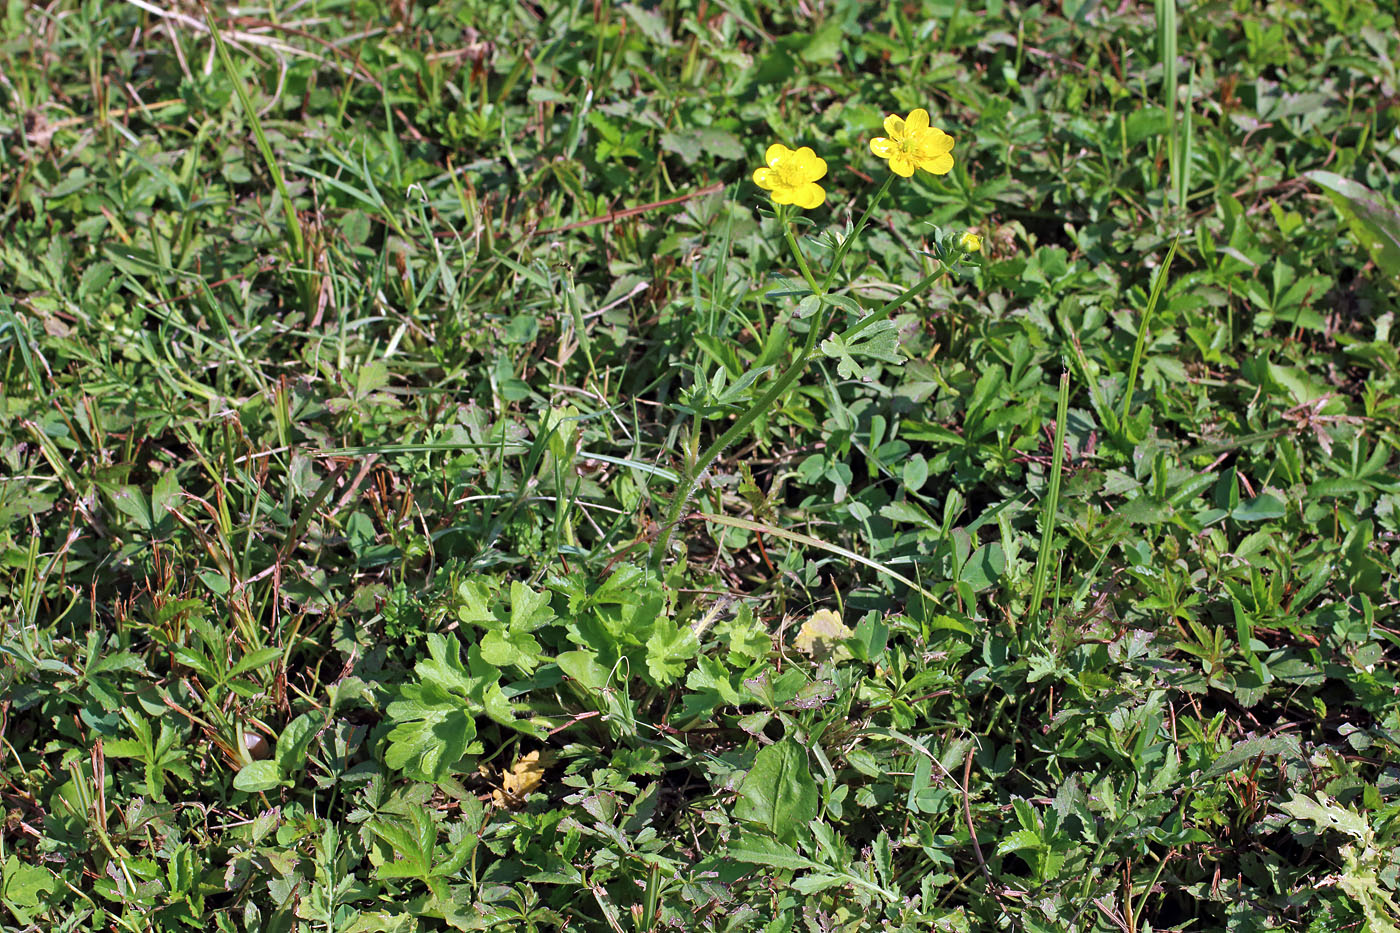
[649,309,825,568]
[779,208,822,296]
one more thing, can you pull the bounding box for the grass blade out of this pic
[1028,370,1070,630]
[1119,236,1180,437]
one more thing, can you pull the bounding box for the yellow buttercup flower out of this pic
[869,108,954,178]
[752,144,827,209]
[958,231,982,252]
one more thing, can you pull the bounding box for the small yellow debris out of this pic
[491,750,549,809]
[792,609,853,661]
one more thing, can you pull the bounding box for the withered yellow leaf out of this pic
[491,749,550,808]
[792,609,852,661]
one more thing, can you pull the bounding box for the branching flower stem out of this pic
[780,209,822,296]
[650,183,949,571]
[821,173,895,293]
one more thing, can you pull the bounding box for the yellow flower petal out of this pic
[753,167,777,189]
[770,186,796,205]
[921,152,954,175]
[889,152,917,177]
[869,137,895,158]
[793,182,825,209]
[765,143,791,166]
[883,114,906,139]
[796,151,827,182]
[927,130,954,154]
[906,108,930,133]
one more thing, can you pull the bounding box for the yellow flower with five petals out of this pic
[869,109,954,178]
[752,144,827,209]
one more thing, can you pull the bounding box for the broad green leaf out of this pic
[383,683,478,781]
[727,833,821,871]
[1307,170,1400,283]
[557,650,608,692]
[111,485,155,531]
[715,605,771,661]
[367,815,431,880]
[508,581,555,631]
[1230,494,1286,522]
[274,713,319,778]
[229,646,283,678]
[233,759,284,793]
[801,19,844,64]
[959,543,1005,591]
[480,628,543,672]
[620,1,672,45]
[2,855,56,923]
[902,454,929,493]
[820,320,904,381]
[645,620,698,685]
[995,828,1044,857]
[1277,793,1368,840]
[417,634,479,697]
[685,654,745,707]
[456,580,499,626]
[789,873,848,894]
[734,740,818,841]
[1204,734,1299,778]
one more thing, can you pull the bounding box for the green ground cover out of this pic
[3,0,1400,929]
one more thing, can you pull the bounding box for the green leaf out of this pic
[734,740,818,841]
[801,19,844,63]
[1307,170,1400,283]
[383,685,478,782]
[229,645,283,678]
[789,873,848,894]
[557,649,609,692]
[1202,735,1302,780]
[715,605,771,661]
[1230,493,1285,522]
[1277,793,1369,840]
[367,813,433,881]
[152,468,181,518]
[417,633,480,697]
[995,828,1044,857]
[661,127,744,165]
[508,581,555,631]
[111,485,156,531]
[274,713,319,779]
[2,855,55,923]
[685,654,745,706]
[233,759,284,793]
[382,634,504,777]
[644,620,698,686]
[958,543,1005,591]
[902,454,929,493]
[620,1,673,45]
[820,320,904,380]
[480,628,543,672]
[727,833,821,871]
[456,579,500,626]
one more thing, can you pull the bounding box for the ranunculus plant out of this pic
[651,111,983,568]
